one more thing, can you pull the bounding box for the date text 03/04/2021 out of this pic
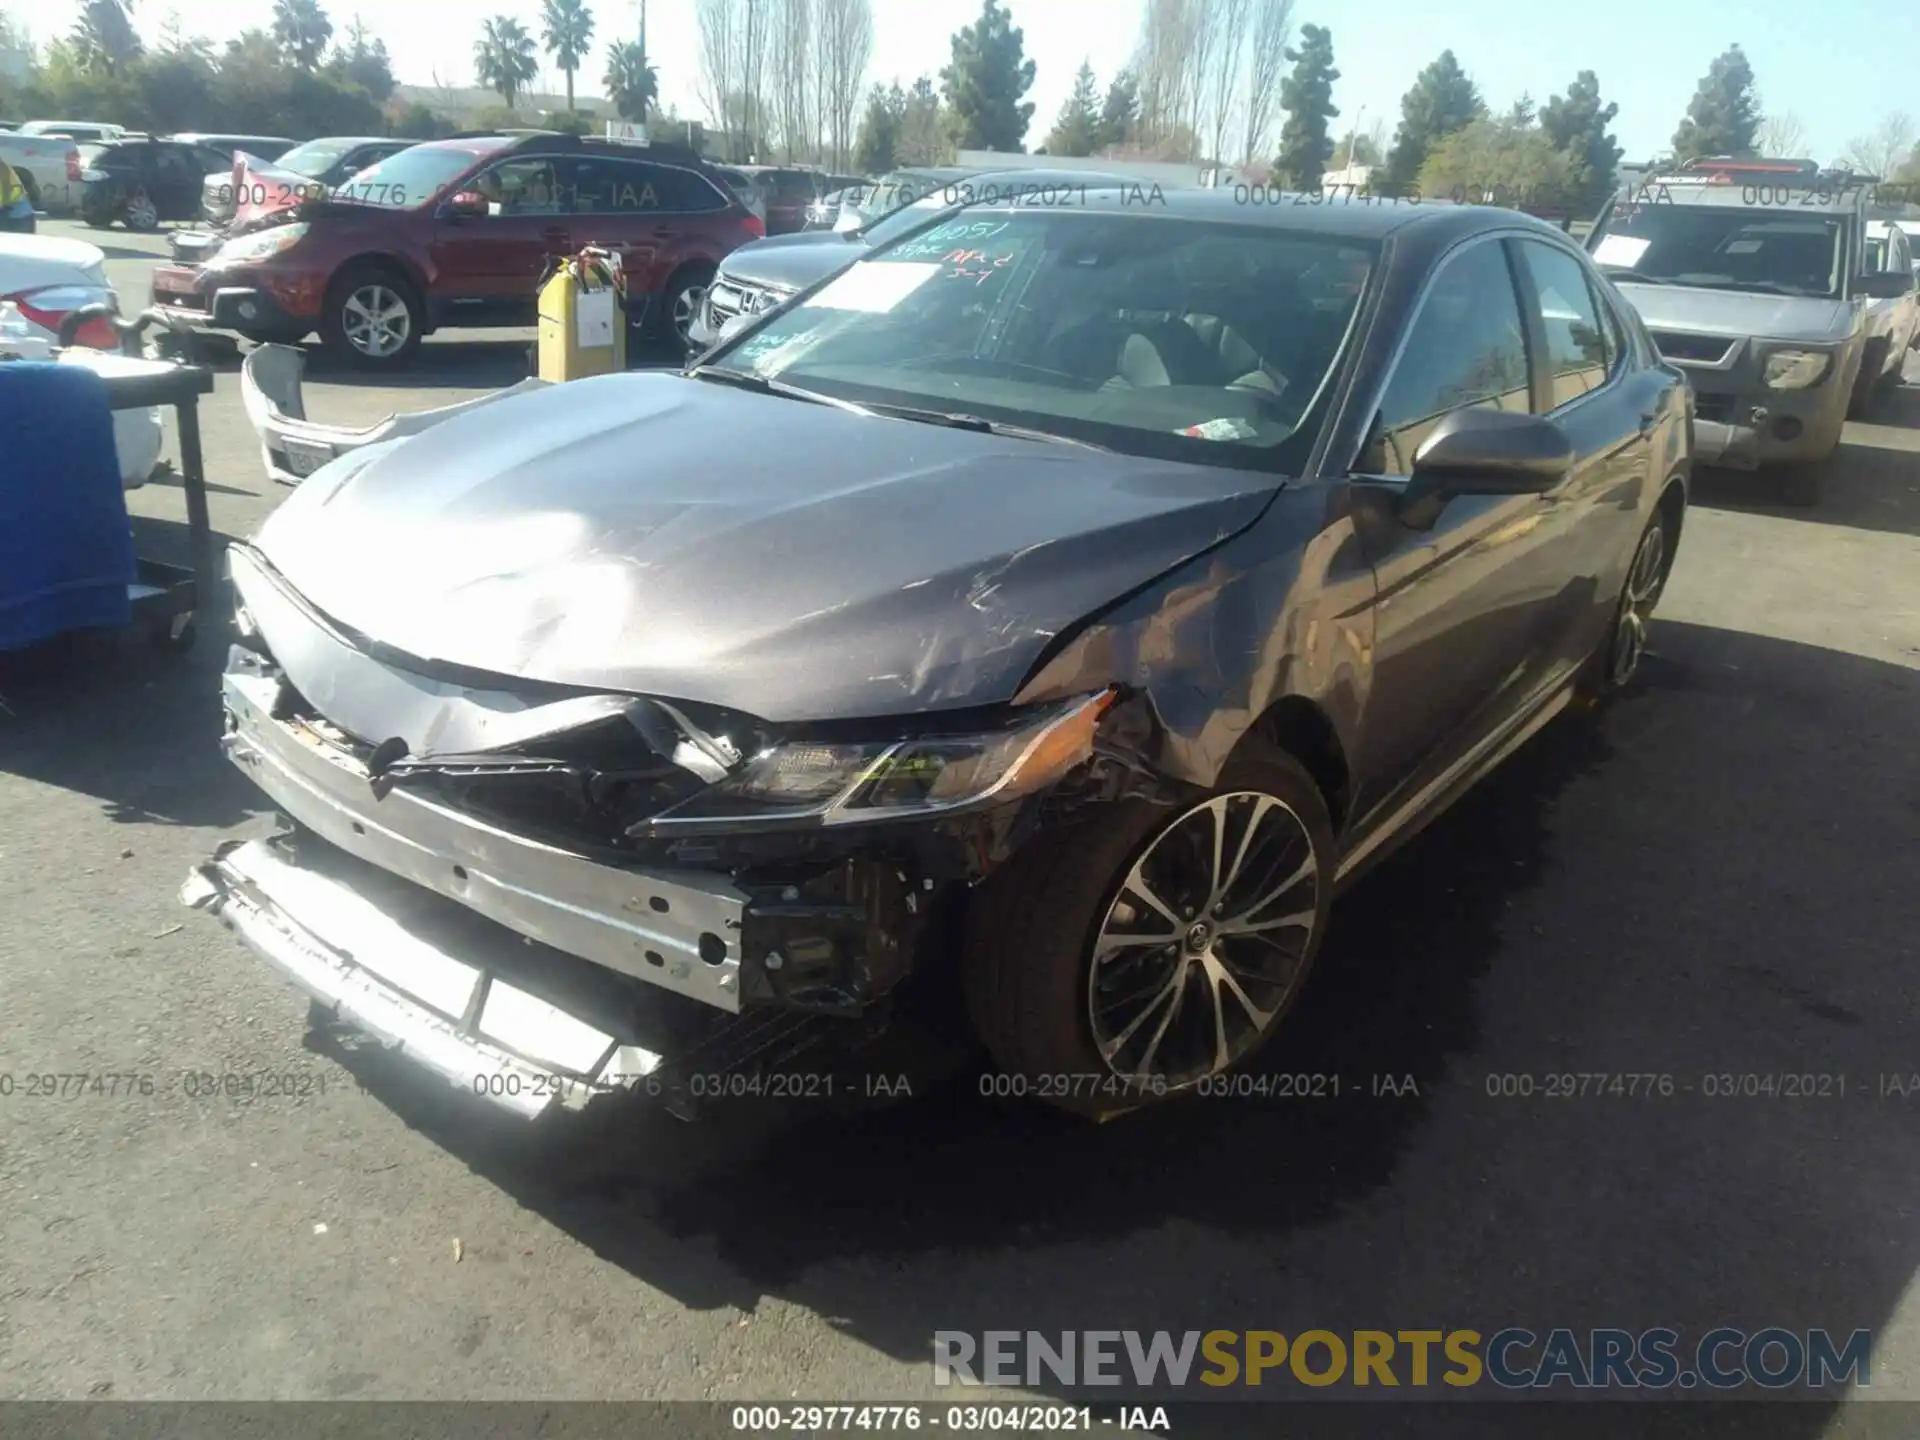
[728,1405,1169,1432]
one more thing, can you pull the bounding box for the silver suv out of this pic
[1587,157,1918,505]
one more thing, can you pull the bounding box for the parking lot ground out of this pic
[2,223,1919,1434]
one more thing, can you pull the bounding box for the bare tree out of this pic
[696,0,738,146]
[1180,0,1218,156]
[1201,0,1251,168]
[1237,0,1292,164]
[767,0,813,161]
[1842,111,1918,180]
[817,0,872,170]
[1130,0,1196,155]
[1756,112,1807,158]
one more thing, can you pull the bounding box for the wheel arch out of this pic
[1243,693,1354,834]
[331,252,431,302]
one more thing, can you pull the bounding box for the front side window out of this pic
[706,208,1374,474]
[1370,239,1530,473]
[471,157,566,215]
[1589,201,1846,299]
[1517,240,1610,409]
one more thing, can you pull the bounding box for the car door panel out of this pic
[430,156,575,322]
[1512,238,1655,678]
[1345,236,1567,838]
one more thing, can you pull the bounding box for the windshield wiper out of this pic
[859,402,1112,450]
[684,365,857,410]
[1711,279,1827,297]
[1599,267,1677,285]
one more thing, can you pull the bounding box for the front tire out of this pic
[319,266,423,370]
[963,744,1335,1119]
[654,264,714,352]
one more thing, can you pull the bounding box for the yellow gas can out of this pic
[536,248,627,382]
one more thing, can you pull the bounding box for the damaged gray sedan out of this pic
[185,191,1691,1121]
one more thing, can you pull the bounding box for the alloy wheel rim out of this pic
[128,192,157,229]
[1610,523,1667,686]
[343,284,411,358]
[1087,791,1320,1088]
[674,285,705,343]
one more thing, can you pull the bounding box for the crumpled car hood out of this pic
[1613,283,1860,343]
[252,372,1277,722]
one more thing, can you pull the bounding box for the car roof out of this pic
[951,185,1545,242]
[172,133,292,144]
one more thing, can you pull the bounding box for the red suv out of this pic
[149,133,763,368]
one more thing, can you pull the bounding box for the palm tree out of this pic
[270,0,333,70]
[540,0,595,114]
[474,15,539,110]
[70,0,142,75]
[603,40,658,123]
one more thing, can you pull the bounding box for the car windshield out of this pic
[703,208,1373,473]
[272,138,360,178]
[1590,201,1848,298]
[327,143,501,207]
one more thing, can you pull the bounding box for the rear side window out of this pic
[96,146,145,170]
[1371,239,1530,472]
[1517,240,1611,410]
[770,171,819,203]
[570,160,727,214]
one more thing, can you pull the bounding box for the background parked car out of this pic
[731,164,829,234]
[80,138,235,231]
[173,136,418,264]
[0,231,162,485]
[803,174,869,229]
[150,132,763,364]
[1865,220,1920,349]
[0,130,83,214]
[830,166,978,234]
[15,121,127,144]
[691,168,1153,348]
[712,165,770,228]
[167,133,295,166]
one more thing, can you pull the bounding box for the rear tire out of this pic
[123,187,160,233]
[1579,498,1678,702]
[962,742,1335,1120]
[319,265,423,370]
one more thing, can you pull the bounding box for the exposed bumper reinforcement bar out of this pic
[1692,419,1759,470]
[182,837,666,1118]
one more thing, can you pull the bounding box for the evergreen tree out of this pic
[1671,45,1760,159]
[1275,24,1338,189]
[853,82,899,173]
[939,0,1035,152]
[1540,70,1623,213]
[1096,69,1138,151]
[1384,49,1483,194]
[1046,60,1100,156]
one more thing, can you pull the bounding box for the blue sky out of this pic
[26,0,1920,165]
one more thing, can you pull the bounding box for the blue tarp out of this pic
[0,361,136,651]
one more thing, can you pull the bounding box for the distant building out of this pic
[1320,164,1374,191]
[392,84,614,127]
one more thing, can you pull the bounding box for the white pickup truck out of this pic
[0,132,83,213]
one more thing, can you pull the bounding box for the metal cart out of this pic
[57,305,216,653]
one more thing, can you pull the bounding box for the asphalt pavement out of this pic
[2,223,1918,1437]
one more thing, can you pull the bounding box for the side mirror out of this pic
[716,313,754,345]
[1401,408,1574,517]
[1853,269,1915,299]
[439,190,488,220]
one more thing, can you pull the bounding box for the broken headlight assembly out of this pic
[639,689,1118,835]
[1762,348,1833,390]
